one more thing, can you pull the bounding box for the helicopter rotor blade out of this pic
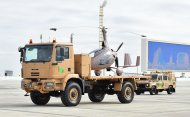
[115,57,119,68]
[116,42,124,52]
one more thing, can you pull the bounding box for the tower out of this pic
[99,0,107,48]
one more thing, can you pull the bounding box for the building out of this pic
[5,70,13,76]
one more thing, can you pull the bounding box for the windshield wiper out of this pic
[30,59,38,62]
[25,59,50,62]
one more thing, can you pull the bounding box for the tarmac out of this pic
[0,78,190,117]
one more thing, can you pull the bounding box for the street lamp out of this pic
[124,31,147,38]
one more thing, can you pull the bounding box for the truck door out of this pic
[52,46,71,78]
[157,75,164,89]
[163,76,169,89]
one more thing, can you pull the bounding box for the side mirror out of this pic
[18,47,24,63]
[18,47,22,52]
[20,57,23,62]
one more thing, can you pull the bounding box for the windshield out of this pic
[24,45,53,62]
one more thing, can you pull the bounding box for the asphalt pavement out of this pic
[0,78,190,117]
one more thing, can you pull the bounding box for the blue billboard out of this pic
[148,41,190,71]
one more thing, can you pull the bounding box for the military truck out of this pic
[135,71,176,95]
[18,39,152,106]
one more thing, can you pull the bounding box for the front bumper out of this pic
[21,79,63,93]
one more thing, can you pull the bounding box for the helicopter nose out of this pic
[114,52,117,56]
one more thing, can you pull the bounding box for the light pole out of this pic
[124,31,147,38]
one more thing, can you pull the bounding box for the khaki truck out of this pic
[18,40,150,106]
[135,71,176,95]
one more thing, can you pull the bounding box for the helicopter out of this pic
[89,26,141,76]
[89,27,124,76]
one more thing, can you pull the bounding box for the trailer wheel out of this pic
[167,86,173,94]
[61,82,82,106]
[149,86,158,95]
[30,91,50,105]
[117,82,134,103]
[135,91,141,95]
[88,90,105,102]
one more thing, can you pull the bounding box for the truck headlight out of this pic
[146,83,149,87]
[21,80,32,89]
[44,82,55,89]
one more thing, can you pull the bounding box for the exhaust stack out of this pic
[70,33,74,43]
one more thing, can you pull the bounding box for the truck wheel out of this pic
[149,86,158,95]
[61,82,82,106]
[88,90,105,102]
[167,86,173,94]
[117,82,134,103]
[30,91,50,105]
[135,88,141,95]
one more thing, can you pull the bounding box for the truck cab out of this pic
[20,41,74,79]
[19,40,87,106]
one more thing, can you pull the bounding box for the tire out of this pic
[135,89,141,95]
[30,91,50,105]
[149,86,158,95]
[61,82,82,106]
[141,90,145,94]
[88,90,105,102]
[167,86,173,94]
[117,82,134,103]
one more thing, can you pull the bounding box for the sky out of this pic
[0,0,190,76]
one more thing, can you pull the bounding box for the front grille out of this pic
[31,72,39,76]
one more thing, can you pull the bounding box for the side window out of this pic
[64,47,69,59]
[158,75,162,80]
[152,74,157,80]
[163,76,168,80]
[56,47,69,61]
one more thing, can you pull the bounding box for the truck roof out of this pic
[25,42,73,46]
